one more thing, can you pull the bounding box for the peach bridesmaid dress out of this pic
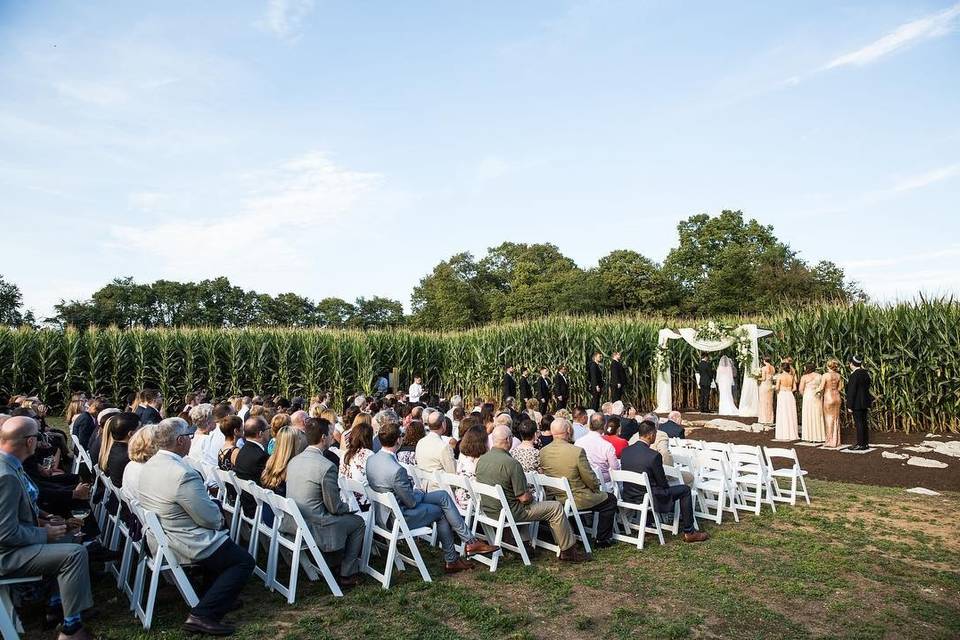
[820,371,842,447]
[800,372,825,442]
[758,364,775,424]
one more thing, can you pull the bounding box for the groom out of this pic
[846,355,873,450]
[697,353,714,413]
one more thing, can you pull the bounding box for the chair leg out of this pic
[0,585,22,640]
[404,536,432,583]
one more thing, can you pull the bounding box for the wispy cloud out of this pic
[891,163,960,192]
[260,0,315,41]
[843,246,960,269]
[822,2,960,70]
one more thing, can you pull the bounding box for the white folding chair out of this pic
[730,444,777,515]
[338,476,376,572]
[763,447,810,506]
[693,453,739,524]
[213,469,242,541]
[363,487,432,589]
[114,490,145,608]
[533,473,595,553]
[99,476,121,551]
[234,479,273,584]
[0,576,42,640]
[469,479,548,571]
[659,465,696,536]
[434,471,475,554]
[132,508,199,630]
[610,469,666,548]
[265,493,343,602]
[71,433,93,476]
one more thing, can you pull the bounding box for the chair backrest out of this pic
[337,476,365,513]
[670,450,697,471]
[468,478,512,520]
[435,471,474,515]
[609,469,651,505]
[764,447,800,470]
[409,466,433,491]
[533,473,575,508]
[235,478,264,518]
[364,486,416,533]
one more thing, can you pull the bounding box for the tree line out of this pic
[1,211,864,330]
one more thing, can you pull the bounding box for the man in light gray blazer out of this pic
[0,416,93,640]
[138,418,254,636]
[284,418,364,585]
[365,420,497,574]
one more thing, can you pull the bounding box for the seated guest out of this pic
[486,413,520,452]
[134,389,163,426]
[217,415,243,471]
[576,413,620,484]
[234,417,270,515]
[476,425,587,562]
[602,416,629,458]
[537,415,554,448]
[629,414,675,465]
[523,398,542,426]
[106,412,140,487]
[71,397,105,452]
[415,410,457,491]
[511,419,542,473]
[1,416,94,640]
[339,422,374,506]
[540,418,617,548]
[570,407,590,442]
[397,420,425,466]
[660,411,686,439]
[121,425,157,499]
[138,419,255,635]
[86,407,120,470]
[620,420,708,543]
[187,403,217,465]
[266,413,291,455]
[284,418,365,586]
[366,421,497,573]
[619,406,640,442]
[261,426,299,497]
[454,424,487,510]
[288,410,309,450]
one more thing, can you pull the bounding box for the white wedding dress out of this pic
[716,356,738,415]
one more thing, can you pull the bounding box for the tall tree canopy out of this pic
[0,275,34,327]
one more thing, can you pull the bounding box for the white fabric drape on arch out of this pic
[654,323,773,417]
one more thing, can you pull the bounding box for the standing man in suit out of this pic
[502,365,517,403]
[588,352,604,412]
[1,416,94,640]
[610,352,627,403]
[537,367,552,414]
[365,421,497,573]
[620,420,708,543]
[284,418,364,586]
[135,389,163,425]
[553,366,570,410]
[138,418,254,636]
[234,416,270,516]
[697,354,714,413]
[519,368,533,404]
[846,356,874,450]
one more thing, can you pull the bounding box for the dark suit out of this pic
[136,405,162,425]
[658,420,685,439]
[233,441,269,516]
[537,376,552,413]
[106,441,130,487]
[553,373,570,410]
[72,412,97,451]
[620,441,694,532]
[697,360,714,413]
[845,367,873,448]
[502,373,517,401]
[588,361,604,411]
[619,417,639,442]
[610,359,626,402]
[519,377,533,403]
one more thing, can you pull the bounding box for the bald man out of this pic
[475,425,587,562]
[0,416,94,640]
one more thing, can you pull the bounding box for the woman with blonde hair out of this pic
[267,412,291,454]
[64,393,86,428]
[261,426,298,496]
[98,414,118,472]
[820,359,843,448]
[122,424,158,498]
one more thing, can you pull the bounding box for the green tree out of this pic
[0,275,35,326]
[595,249,669,311]
[350,296,405,329]
[314,297,355,328]
[411,252,489,330]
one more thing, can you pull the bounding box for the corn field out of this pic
[0,301,957,433]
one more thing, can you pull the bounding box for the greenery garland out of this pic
[654,322,757,380]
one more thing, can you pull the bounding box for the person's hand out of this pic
[66,517,84,531]
[447,437,457,448]
[44,524,68,542]
[72,483,91,500]
[517,490,533,504]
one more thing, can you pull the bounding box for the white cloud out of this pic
[822,2,960,70]
[891,163,960,193]
[843,246,960,270]
[54,81,130,106]
[260,0,315,41]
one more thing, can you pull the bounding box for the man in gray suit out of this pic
[0,416,93,640]
[284,418,364,586]
[365,421,498,573]
[138,419,254,636]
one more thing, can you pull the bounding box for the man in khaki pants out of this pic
[475,425,588,562]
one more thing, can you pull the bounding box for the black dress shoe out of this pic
[593,538,616,549]
[183,614,236,636]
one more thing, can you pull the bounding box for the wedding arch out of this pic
[654,322,773,417]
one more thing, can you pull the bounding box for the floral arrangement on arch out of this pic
[694,321,756,378]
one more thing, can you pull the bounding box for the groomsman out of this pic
[502,365,517,402]
[610,351,626,402]
[519,368,533,404]
[587,353,604,412]
[697,354,714,413]
[537,368,552,414]
[553,366,570,410]
[846,356,873,450]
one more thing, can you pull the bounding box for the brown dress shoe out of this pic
[559,546,591,563]
[444,558,477,574]
[683,531,710,543]
[338,573,361,587]
[464,540,499,555]
[183,614,236,636]
[58,629,94,640]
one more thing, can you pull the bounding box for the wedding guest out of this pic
[106,412,140,487]
[799,363,826,442]
[217,415,243,471]
[266,413,291,455]
[758,356,776,424]
[137,419,254,636]
[602,416,629,458]
[397,420,425,466]
[576,413,619,483]
[659,411,686,439]
[774,363,799,440]
[619,406,640,442]
[487,413,520,451]
[571,406,590,441]
[511,419,542,472]
[72,397,105,451]
[234,417,270,516]
[454,424,487,509]
[135,389,163,426]
[416,410,456,490]
[261,426,298,497]
[820,359,843,448]
[121,425,158,499]
[187,403,217,465]
[339,422,374,505]
[846,356,874,450]
[523,398,542,426]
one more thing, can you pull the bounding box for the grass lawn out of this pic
[27,477,958,640]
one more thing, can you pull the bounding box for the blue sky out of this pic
[1,0,958,318]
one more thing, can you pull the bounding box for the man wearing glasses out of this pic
[0,416,94,640]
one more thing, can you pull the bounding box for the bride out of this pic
[716,355,739,415]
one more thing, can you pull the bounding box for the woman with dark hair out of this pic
[538,414,555,447]
[340,422,374,505]
[510,419,541,472]
[602,415,629,458]
[217,415,243,471]
[397,420,425,465]
[106,412,141,487]
[454,424,488,509]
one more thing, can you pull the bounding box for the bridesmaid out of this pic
[799,363,825,442]
[819,359,843,447]
[758,356,776,424]
[774,362,799,440]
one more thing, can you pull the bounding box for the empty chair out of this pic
[730,444,777,515]
[763,447,811,506]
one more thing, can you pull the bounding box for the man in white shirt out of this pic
[576,412,620,483]
[571,407,590,442]
[415,411,456,491]
[408,377,424,404]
